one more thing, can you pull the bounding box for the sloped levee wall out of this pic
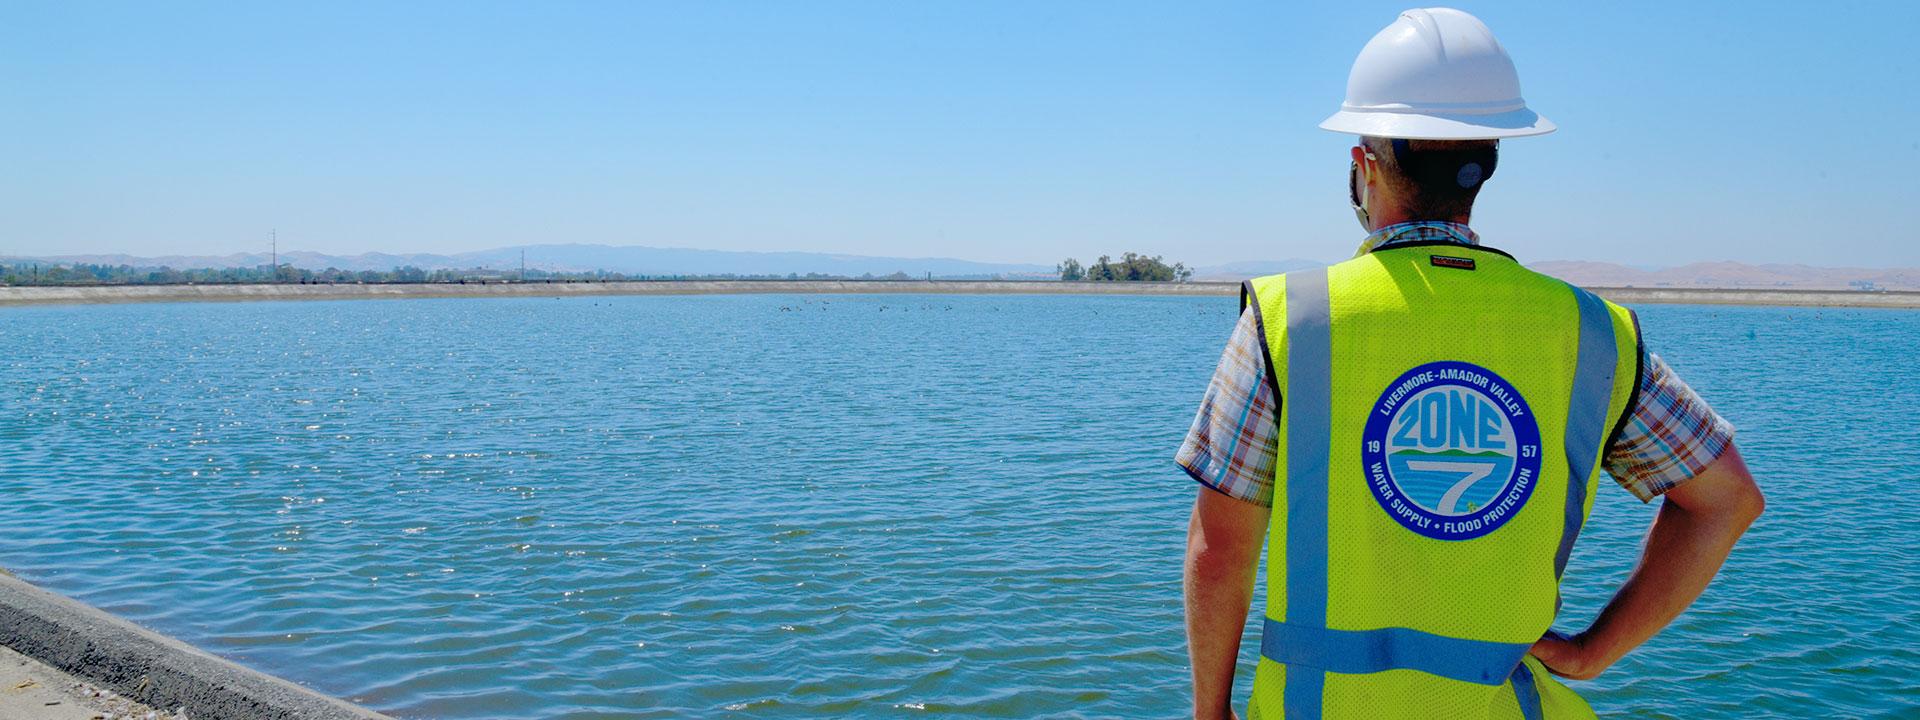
[0,281,1912,308]
[0,573,391,720]
[0,280,1234,306]
[1593,286,1919,308]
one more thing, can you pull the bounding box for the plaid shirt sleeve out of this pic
[1602,350,1737,501]
[1175,312,1736,508]
[1175,308,1280,507]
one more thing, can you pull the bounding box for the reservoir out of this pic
[0,294,1912,718]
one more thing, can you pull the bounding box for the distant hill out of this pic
[8,244,1056,280]
[1188,257,1918,291]
[1531,260,1920,291]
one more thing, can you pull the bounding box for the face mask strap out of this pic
[1349,160,1363,208]
[1350,146,1376,232]
[1351,146,1380,204]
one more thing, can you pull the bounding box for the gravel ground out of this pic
[0,645,184,720]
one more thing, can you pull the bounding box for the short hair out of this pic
[1361,136,1499,221]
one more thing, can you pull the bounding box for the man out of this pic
[1176,9,1763,720]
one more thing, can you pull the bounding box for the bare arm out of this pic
[1185,486,1269,720]
[1531,443,1764,679]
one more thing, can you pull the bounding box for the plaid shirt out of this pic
[1176,222,1736,505]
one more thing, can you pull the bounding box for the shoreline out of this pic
[0,572,389,720]
[0,280,1914,309]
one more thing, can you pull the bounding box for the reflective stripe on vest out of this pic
[1263,620,1528,685]
[1282,268,1332,719]
[1511,661,1545,720]
[1556,286,1618,584]
[1262,270,1618,717]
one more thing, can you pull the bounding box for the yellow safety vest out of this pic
[1242,241,1640,719]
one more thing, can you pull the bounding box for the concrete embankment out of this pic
[0,280,1228,306]
[0,280,1912,308]
[1585,286,1919,308]
[0,573,389,720]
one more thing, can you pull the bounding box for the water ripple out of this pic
[0,297,1912,718]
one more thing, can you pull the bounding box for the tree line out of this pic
[1056,253,1192,282]
[0,263,928,286]
[0,258,1196,286]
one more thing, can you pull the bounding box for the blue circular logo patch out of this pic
[1360,361,1542,541]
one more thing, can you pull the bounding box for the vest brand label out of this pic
[1360,360,1542,541]
[1430,255,1477,270]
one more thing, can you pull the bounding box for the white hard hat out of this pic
[1320,8,1553,140]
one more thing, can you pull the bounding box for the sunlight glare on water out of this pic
[0,295,1913,718]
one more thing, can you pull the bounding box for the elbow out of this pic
[1734,480,1765,527]
[1673,444,1764,530]
[1705,472,1765,533]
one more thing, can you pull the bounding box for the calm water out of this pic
[0,295,1914,718]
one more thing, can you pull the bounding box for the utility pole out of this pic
[520,249,526,283]
[271,229,278,283]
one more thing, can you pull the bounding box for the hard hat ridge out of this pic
[1320,8,1554,140]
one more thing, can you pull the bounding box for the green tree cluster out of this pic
[1056,258,1085,281]
[1057,253,1191,282]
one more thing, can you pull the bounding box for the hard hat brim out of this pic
[1319,107,1555,140]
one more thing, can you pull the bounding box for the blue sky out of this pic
[2,1,1915,267]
